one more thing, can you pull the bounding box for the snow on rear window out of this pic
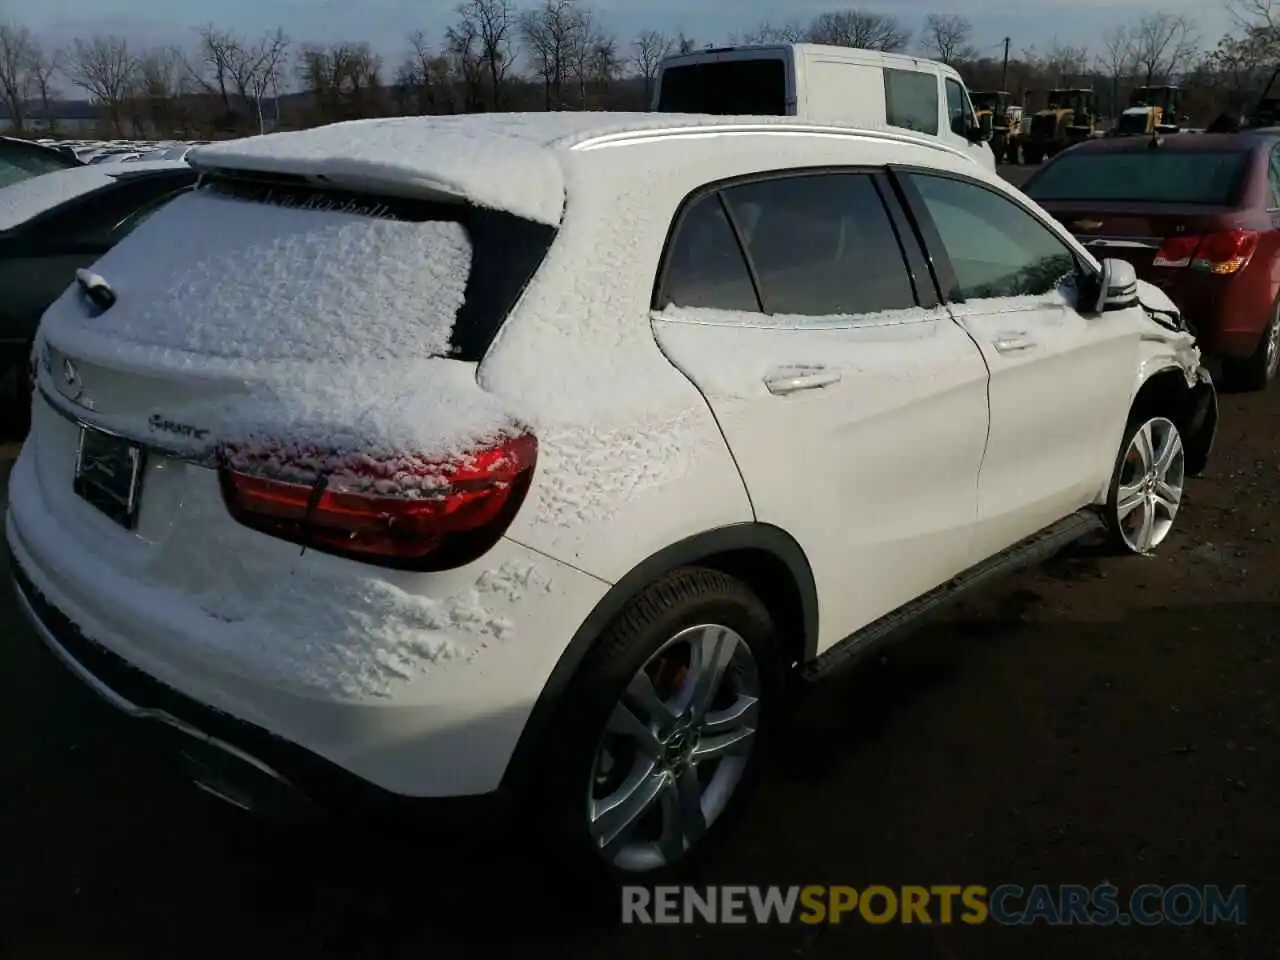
[75,188,472,361]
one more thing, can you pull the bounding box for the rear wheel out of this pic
[533,568,783,892]
[1105,415,1185,555]
[1221,300,1280,392]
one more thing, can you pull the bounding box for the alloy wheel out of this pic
[1265,309,1280,379]
[587,623,761,873]
[1115,417,1185,554]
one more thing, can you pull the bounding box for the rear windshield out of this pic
[76,172,555,363]
[656,59,787,114]
[0,142,80,188]
[1025,150,1249,205]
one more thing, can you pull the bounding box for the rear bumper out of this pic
[10,556,510,830]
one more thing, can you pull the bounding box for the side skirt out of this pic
[801,508,1104,681]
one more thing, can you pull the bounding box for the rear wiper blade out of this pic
[75,268,117,311]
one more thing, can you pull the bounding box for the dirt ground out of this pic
[3,241,1279,954]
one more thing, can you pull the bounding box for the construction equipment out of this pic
[1114,85,1184,136]
[1022,89,1097,164]
[971,90,1024,164]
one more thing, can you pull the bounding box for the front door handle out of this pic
[763,367,843,395]
[992,334,1035,354]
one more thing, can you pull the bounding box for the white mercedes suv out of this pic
[6,112,1218,885]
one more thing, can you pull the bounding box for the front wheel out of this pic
[1105,415,1186,555]
[533,568,783,890]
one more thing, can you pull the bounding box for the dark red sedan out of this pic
[1023,133,1280,390]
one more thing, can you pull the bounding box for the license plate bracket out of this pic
[73,427,146,529]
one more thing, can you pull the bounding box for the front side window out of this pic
[1268,144,1280,209]
[884,69,939,136]
[909,173,1079,300]
[945,79,972,137]
[721,172,917,316]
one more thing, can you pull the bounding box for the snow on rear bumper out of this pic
[5,449,608,797]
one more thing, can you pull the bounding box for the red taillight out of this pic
[1152,229,1258,274]
[217,433,537,570]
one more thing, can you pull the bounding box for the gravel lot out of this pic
[3,170,1277,956]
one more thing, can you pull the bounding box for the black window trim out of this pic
[652,164,936,320]
[887,164,1099,307]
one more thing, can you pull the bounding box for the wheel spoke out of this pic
[623,670,679,730]
[607,702,662,759]
[1154,430,1182,477]
[678,626,737,722]
[1116,483,1145,521]
[592,765,665,854]
[1154,480,1182,513]
[1136,499,1156,551]
[1133,423,1156,472]
[657,767,706,862]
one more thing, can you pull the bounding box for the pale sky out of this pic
[7,0,1239,78]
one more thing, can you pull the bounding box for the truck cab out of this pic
[652,43,996,171]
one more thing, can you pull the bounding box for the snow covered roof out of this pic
[0,160,191,231]
[188,112,954,227]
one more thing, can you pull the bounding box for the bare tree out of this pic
[1128,13,1200,85]
[1041,40,1090,87]
[1097,26,1137,111]
[398,30,456,114]
[445,16,486,111]
[228,29,290,133]
[521,0,580,109]
[129,45,189,136]
[297,42,386,122]
[0,23,35,134]
[566,5,615,106]
[28,43,61,132]
[631,29,674,106]
[735,20,806,45]
[66,35,138,135]
[806,11,911,51]
[674,32,698,55]
[921,13,976,65]
[454,0,518,110]
[1204,30,1271,108]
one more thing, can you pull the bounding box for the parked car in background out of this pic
[1022,133,1280,390]
[0,136,83,189]
[0,160,199,439]
[7,113,1215,890]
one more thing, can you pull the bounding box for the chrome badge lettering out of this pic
[148,414,210,441]
[58,357,94,409]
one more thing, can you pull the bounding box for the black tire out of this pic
[529,567,784,900]
[1023,147,1042,165]
[1220,300,1280,392]
[1104,412,1186,556]
[0,361,31,442]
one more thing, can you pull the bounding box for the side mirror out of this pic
[1091,258,1139,313]
[965,121,991,144]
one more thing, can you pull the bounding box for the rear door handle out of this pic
[992,334,1035,354]
[763,367,843,395]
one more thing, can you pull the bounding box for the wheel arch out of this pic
[1129,363,1216,477]
[499,522,818,792]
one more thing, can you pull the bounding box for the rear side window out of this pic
[722,173,917,315]
[656,59,787,115]
[1267,144,1280,209]
[1024,150,1249,205]
[660,195,760,312]
[658,171,919,317]
[0,142,79,188]
[884,69,939,136]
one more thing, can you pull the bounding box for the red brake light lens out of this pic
[217,433,537,570]
[1192,228,1258,274]
[1153,229,1258,275]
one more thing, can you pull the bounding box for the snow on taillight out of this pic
[1152,229,1259,275]
[217,432,538,570]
